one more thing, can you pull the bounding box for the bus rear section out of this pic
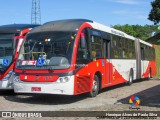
[0,24,39,90]
[13,19,156,97]
[134,39,156,79]
[139,40,156,79]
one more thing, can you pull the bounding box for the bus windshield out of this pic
[0,34,15,74]
[16,31,75,70]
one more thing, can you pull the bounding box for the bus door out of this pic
[103,39,112,84]
[141,47,145,77]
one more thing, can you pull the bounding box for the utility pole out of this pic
[31,0,41,24]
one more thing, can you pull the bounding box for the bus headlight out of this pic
[57,76,70,83]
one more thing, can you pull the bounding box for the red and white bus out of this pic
[0,24,39,90]
[14,19,156,97]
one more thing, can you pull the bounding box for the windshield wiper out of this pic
[21,42,37,72]
[28,42,37,55]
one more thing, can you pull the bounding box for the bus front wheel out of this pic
[88,75,99,97]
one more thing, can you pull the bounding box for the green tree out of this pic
[114,24,136,37]
[148,0,160,25]
[113,24,158,40]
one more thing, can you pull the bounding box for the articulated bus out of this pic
[13,19,156,97]
[0,24,39,90]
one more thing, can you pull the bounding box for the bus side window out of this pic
[90,35,103,59]
[112,35,121,59]
[76,29,90,65]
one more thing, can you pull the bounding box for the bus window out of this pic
[90,36,102,59]
[76,29,90,65]
[112,35,122,59]
[0,34,15,72]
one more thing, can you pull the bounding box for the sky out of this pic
[0,0,154,26]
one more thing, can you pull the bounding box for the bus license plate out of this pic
[31,87,41,91]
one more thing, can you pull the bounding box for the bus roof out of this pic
[27,19,152,47]
[30,19,93,33]
[0,24,40,34]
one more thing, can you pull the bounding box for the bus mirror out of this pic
[80,33,86,49]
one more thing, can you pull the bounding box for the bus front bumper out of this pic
[13,76,75,95]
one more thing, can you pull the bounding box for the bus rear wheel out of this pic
[88,75,99,97]
[149,68,152,79]
[128,70,133,86]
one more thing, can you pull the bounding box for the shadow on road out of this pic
[2,79,159,106]
[3,93,89,105]
[100,78,150,94]
[117,84,160,108]
[0,90,15,96]
[2,83,130,105]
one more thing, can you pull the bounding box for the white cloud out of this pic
[114,0,138,5]
[106,0,148,5]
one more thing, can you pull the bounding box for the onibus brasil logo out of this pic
[129,96,140,109]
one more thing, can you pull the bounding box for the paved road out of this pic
[0,79,159,112]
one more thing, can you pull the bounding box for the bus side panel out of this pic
[111,59,136,82]
[110,66,127,85]
[142,60,156,77]
[74,59,105,95]
[151,61,157,76]
[74,65,91,95]
[103,60,113,86]
[141,60,149,78]
[74,59,130,95]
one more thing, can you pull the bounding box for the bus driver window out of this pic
[76,31,89,66]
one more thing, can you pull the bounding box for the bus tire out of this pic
[88,75,99,97]
[149,68,152,79]
[128,70,133,86]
